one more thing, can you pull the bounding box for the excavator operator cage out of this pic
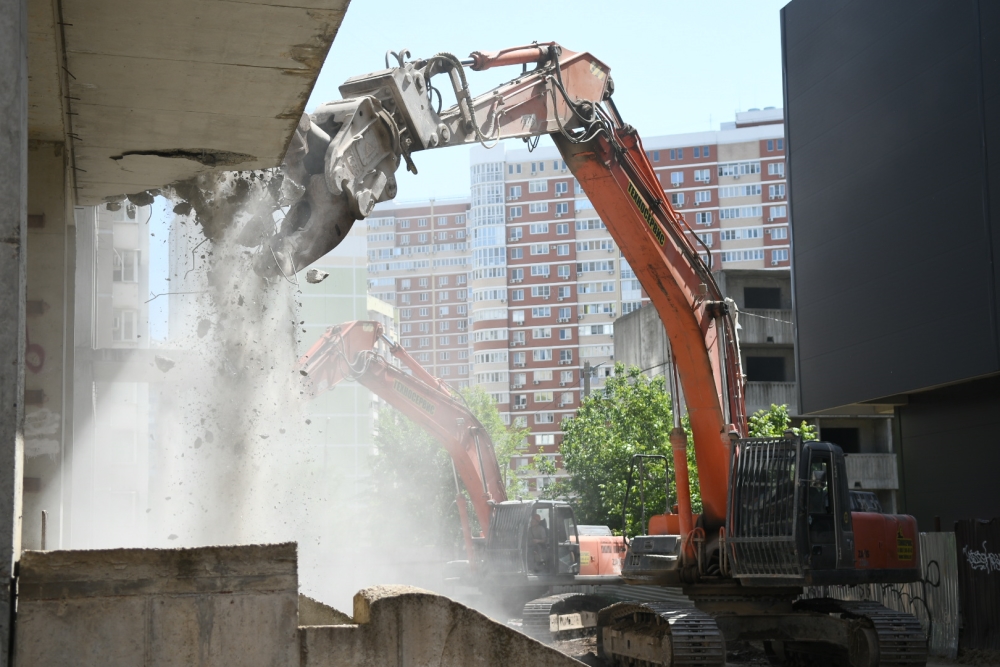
[484,502,535,576]
[726,437,804,581]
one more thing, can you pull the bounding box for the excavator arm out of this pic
[273,43,744,536]
[298,320,507,559]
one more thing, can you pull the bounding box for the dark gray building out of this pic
[782,0,1000,527]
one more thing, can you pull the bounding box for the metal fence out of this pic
[804,532,959,658]
[955,518,1000,651]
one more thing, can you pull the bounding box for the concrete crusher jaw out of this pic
[253,98,401,278]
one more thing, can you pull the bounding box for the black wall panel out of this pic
[897,375,1000,528]
[783,0,1000,412]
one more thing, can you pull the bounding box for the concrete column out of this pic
[0,0,29,664]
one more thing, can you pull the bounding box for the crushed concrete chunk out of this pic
[305,269,329,284]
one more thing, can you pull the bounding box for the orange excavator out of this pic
[298,319,625,631]
[276,44,927,666]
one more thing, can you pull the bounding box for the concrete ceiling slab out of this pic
[27,0,66,142]
[56,0,350,204]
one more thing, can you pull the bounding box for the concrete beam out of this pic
[0,0,28,664]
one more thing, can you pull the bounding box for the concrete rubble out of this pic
[14,543,585,667]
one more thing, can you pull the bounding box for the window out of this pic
[458,296,467,305]
[513,394,527,407]
[513,351,526,367]
[419,337,430,348]
[671,192,685,207]
[670,171,684,186]
[419,322,430,333]
[439,336,450,345]
[559,349,573,363]
[438,216,448,226]
[529,222,549,234]
[512,309,525,324]
[509,185,522,198]
[559,328,572,340]
[770,226,788,240]
[531,265,550,277]
[719,206,763,220]
[558,307,571,320]
[769,184,786,199]
[419,278,428,287]
[555,181,568,195]
[560,392,574,406]
[767,139,774,152]
[510,268,524,281]
[512,331,526,345]
[555,244,570,257]
[509,206,522,218]
[512,289,524,301]
[721,249,765,263]
[696,232,713,247]
[561,370,574,383]
[720,227,763,240]
[438,276,449,287]
[529,202,548,214]
[419,307,429,316]
[510,247,523,260]
[652,150,660,162]
[534,391,553,403]
[401,323,412,333]
[532,306,551,318]
[576,218,606,231]
[401,278,411,289]
[439,351,450,361]
[769,206,787,221]
[533,349,553,361]
[777,139,784,150]
[746,356,785,382]
[113,250,139,282]
[577,260,615,273]
[695,211,713,225]
[112,309,138,342]
[557,266,570,280]
[439,306,450,316]
[768,162,785,177]
[399,234,410,245]
[744,287,781,309]
[399,219,411,228]
[530,243,549,255]
[719,184,762,198]
[695,190,711,204]
[418,233,428,243]
[555,202,569,216]
[531,285,551,298]
[401,309,412,318]
[418,218,428,227]
[694,168,711,183]
[693,146,700,158]
[439,320,450,331]
[402,338,412,348]
[528,179,548,193]
[509,227,523,241]
[557,285,571,298]
[457,274,467,285]
[532,327,552,339]
[419,292,429,302]
[556,223,569,235]
[772,249,789,263]
[535,412,555,424]
[718,160,761,177]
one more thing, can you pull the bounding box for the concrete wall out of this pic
[15,543,300,667]
[301,585,584,667]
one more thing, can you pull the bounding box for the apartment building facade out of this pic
[367,110,790,490]
[366,199,473,383]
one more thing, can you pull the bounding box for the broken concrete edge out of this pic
[352,584,434,624]
[299,593,353,626]
[18,542,298,599]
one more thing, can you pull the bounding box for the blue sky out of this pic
[307,0,790,202]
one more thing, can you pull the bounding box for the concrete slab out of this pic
[301,585,586,667]
[16,543,299,667]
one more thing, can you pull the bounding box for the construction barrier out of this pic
[955,518,1000,651]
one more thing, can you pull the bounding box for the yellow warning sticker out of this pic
[580,552,592,565]
[897,526,914,561]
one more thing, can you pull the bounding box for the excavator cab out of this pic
[482,500,581,583]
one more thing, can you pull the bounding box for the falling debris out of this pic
[167,534,178,541]
[305,269,329,284]
[172,201,193,216]
[197,319,211,338]
[154,355,176,372]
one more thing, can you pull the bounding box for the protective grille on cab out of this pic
[727,437,804,579]
[485,503,533,575]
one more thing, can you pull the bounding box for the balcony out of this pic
[744,381,798,415]
[844,453,899,491]
[739,309,793,344]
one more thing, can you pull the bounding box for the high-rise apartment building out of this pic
[367,110,789,490]
[366,199,473,383]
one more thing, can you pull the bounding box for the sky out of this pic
[307,0,790,202]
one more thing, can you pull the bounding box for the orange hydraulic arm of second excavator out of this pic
[297,321,508,561]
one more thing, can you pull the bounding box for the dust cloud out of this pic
[66,172,468,614]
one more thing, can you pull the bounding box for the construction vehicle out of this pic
[276,44,927,666]
[298,319,624,633]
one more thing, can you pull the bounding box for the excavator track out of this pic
[597,602,726,667]
[522,593,608,642]
[792,598,927,666]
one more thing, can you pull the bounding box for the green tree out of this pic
[556,363,700,537]
[747,404,818,440]
[369,385,532,550]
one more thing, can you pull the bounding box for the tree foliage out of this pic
[555,363,700,537]
[747,404,818,440]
